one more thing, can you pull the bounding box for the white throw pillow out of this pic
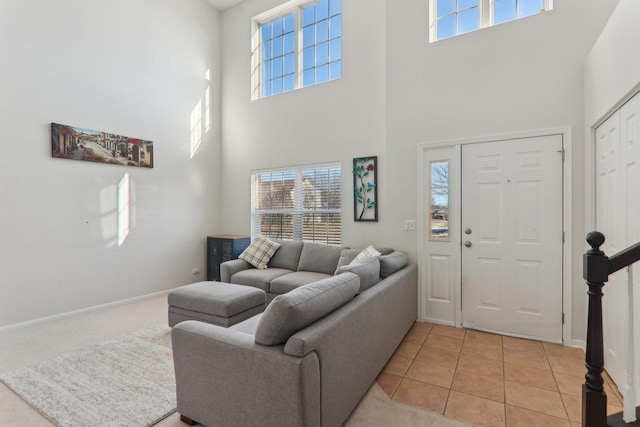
[352,245,382,263]
[239,236,281,269]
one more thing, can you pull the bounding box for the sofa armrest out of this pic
[220,258,251,282]
[172,320,320,427]
[280,264,417,427]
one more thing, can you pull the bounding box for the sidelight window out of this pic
[430,161,450,241]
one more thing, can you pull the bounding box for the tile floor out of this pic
[375,322,624,427]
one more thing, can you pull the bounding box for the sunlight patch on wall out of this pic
[117,173,131,246]
[190,99,202,159]
[205,69,211,133]
[190,69,211,159]
[100,184,118,247]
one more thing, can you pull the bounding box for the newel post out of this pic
[582,231,609,427]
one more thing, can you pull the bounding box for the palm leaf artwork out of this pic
[353,156,378,221]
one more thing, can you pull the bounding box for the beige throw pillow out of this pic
[352,245,382,263]
[239,235,281,269]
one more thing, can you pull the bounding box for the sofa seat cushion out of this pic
[255,272,360,346]
[270,271,332,295]
[231,268,294,291]
[296,242,343,275]
[335,256,380,293]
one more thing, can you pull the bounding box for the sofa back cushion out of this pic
[335,248,360,270]
[268,240,304,271]
[379,251,409,279]
[297,242,343,274]
[335,256,380,293]
[254,272,360,346]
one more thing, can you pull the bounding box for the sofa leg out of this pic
[180,414,197,425]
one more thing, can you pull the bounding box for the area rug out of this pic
[0,325,175,427]
[345,383,473,427]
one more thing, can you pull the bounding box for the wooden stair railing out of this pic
[583,231,640,427]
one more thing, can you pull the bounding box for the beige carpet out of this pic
[0,295,472,426]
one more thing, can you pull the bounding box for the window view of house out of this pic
[251,165,342,245]
[430,161,449,240]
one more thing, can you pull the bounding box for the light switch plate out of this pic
[404,220,416,231]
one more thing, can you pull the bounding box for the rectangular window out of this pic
[251,164,342,245]
[301,0,342,87]
[251,0,342,100]
[430,161,449,241]
[430,0,552,42]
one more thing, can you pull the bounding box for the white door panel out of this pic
[419,146,461,325]
[461,135,563,342]
[597,111,624,388]
[598,91,640,397]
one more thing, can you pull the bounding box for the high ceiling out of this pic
[204,0,244,11]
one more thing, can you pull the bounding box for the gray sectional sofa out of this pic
[172,241,417,427]
[221,240,404,302]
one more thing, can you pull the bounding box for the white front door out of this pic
[461,135,564,342]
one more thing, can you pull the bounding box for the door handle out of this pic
[465,228,472,235]
[464,241,472,248]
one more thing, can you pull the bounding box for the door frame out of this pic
[417,127,573,344]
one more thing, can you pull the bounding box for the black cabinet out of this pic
[207,235,251,281]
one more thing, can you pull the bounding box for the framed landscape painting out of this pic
[51,123,154,168]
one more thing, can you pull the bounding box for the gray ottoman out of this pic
[168,281,266,327]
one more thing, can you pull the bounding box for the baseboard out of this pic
[0,288,178,333]
[570,338,586,351]
[420,317,456,327]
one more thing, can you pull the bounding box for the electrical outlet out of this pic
[404,220,416,231]
[192,267,201,276]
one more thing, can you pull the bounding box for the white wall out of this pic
[0,0,222,327]
[585,0,640,128]
[220,0,617,343]
[220,0,387,250]
[384,0,617,344]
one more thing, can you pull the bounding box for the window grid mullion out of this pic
[296,6,303,90]
[293,170,303,240]
[482,0,491,28]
